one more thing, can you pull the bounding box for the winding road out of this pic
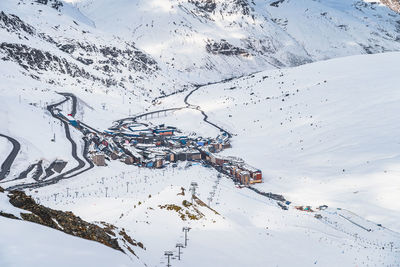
[184,84,233,138]
[115,78,286,205]
[0,134,21,181]
[6,93,94,191]
[117,80,234,139]
[47,94,86,175]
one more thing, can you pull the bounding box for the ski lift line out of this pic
[193,172,273,206]
[338,208,400,237]
[318,217,397,250]
[338,214,372,232]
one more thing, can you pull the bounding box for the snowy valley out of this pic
[1,0,400,266]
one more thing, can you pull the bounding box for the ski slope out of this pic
[186,52,400,232]
[28,159,400,267]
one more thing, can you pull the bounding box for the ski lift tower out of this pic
[164,251,173,267]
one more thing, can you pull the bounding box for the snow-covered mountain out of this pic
[0,0,180,101]
[2,0,400,98]
[1,0,400,266]
[72,0,400,78]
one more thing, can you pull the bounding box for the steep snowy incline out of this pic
[70,0,400,82]
[185,52,400,232]
[0,0,182,100]
[2,0,400,99]
[0,216,135,267]
[71,0,310,80]
[263,0,400,59]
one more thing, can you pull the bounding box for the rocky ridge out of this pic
[0,6,166,97]
[0,186,144,257]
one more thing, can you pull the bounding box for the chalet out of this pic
[197,141,205,147]
[223,142,231,149]
[208,142,223,153]
[201,151,210,161]
[145,161,154,168]
[136,143,157,149]
[110,152,119,160]
[133,153,143,164]
[97,143,105,151]
[124,156,135,165]
[215,156,228,166]
[187,150,201,161]
[165,152,176,162]
[174,148,201,161]
[234,167,243,179]
[251,170,262,182]
[130,139,138,145]
[167,140,180,148]
[154,157,164,168]
[179,153,187,161]
[123,145,144,164]
[241,164,262,182]
[178,136,188,145]
[239,171,250,185]
[92,154,105,166]
[209,153,216,164]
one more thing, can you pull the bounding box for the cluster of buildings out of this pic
[68,116,263,185]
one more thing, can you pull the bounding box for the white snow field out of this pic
[4,52,396,267]
[29,160,400,267]
[0,217,133,267]
[186,52,400,233]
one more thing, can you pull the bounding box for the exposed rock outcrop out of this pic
[206,39,250,57]
[35,0,64,11]
[1,190,144,256]
[189,0,217,13]
[0,10,161,93]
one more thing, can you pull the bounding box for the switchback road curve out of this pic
[0,133,21,180]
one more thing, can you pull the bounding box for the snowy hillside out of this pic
[0,188,141,266]
[0,216,133,267]
[185,52,400,232]
[25,160,400,266]
[0,0,181,100]
[72,0,400,81]
[1,51,399,267]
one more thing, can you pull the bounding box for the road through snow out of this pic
[0,134,21,181]
[6,93,92,190]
